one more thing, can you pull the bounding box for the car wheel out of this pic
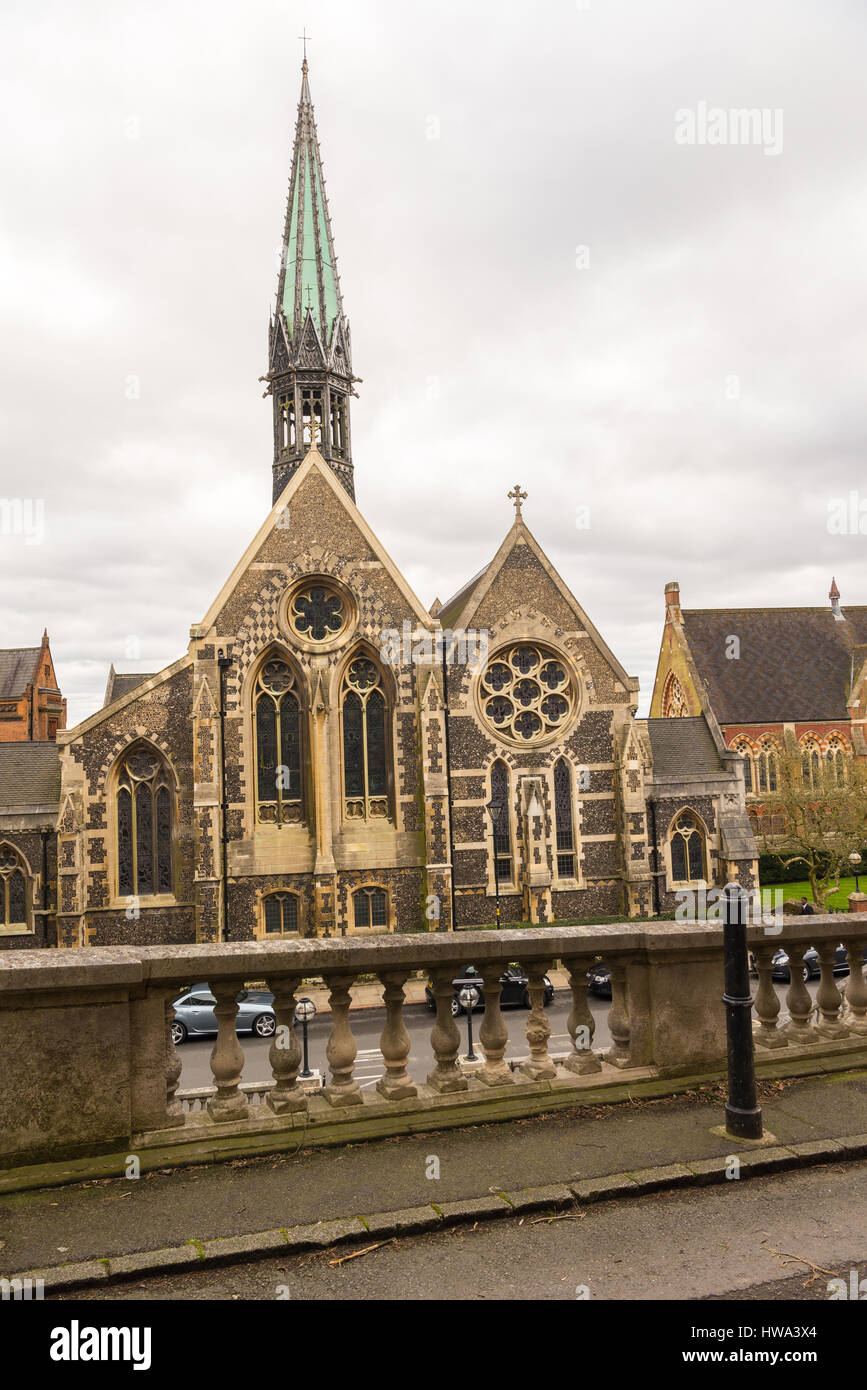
[170,1021,186,1046]
[450,996,463,1018]
[252,1013,276,1038]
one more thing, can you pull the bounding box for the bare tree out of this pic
[755,737,867,910]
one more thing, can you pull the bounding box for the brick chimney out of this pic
[665,580,681,623]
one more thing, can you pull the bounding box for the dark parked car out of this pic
[587,963,612,999]
[749,944,863,983]
[425,964,554,1017]
[171,984,276,1045]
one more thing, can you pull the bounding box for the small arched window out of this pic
[255,656,304,826]
[826,737,848,787]
[490,759,513,884]
[116,744,173,898]
[353,886,388,931]
[756,739,778,794]
[262,891,300,936]
[0,845,29,929]
[732,739,754,793]
[554,758,575,878]
[669,810,706,884]
[342,656,390,821]
[801,739,821,790]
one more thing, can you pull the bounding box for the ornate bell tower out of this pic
[264,56,358,504]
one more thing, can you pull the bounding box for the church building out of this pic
[1,60,757,949]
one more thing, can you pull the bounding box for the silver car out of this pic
[171,984,276,1044]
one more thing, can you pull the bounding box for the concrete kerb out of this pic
[16,1132,867,1296]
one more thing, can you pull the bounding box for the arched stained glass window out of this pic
[262,892,300,936]
[255,657,304,825]
[663,673,688,718]
[826,737,849,786]
[732,740,754,793]
[756,740,778,794]
[0,845,28,928]
[669,811,706,884]
[342,657,390,821]
[554,758,575,878]
[116,744,174,898]
[490,759,513,885]
[801,739,821,790]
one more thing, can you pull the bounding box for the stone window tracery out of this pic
[0,845,28,929]
[479,644,574,745]
[554,758,576,879]
[115,744,173,898]
[669,810,706,885]
[353,886,388,930]
[342,656,390,821]
[662,673,688,718]
[288,581,347,644]
[262,891,300,936]
[490,759,513,884]
[255,657,304,826]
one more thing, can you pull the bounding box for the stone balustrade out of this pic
[0,916,865,1185]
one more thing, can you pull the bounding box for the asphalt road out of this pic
[56,1155,867,1304]
[178,993,614,1089]
[178,979,823,1092]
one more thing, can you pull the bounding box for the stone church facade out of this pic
[1,60,758,949]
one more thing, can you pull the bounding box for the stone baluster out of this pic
[782,944,817,1043]
[377,972,417,1100]
[266,975,307,1115]
[518,961,557,1080]
[815,943,848,1038]
[164,994,185,1126]
[323,974,362,1107]
[562,957,602,1074]
[426,968,468,1093]
[207,981,250,1121]
[751,943,787,1049]
[842,938,867,1034]
[605,958,631,1068]
[478,965,515,1086]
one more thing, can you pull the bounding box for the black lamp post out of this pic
[294,997,317,1078]
[460,985,480,1061]
[849,852,863,895]
[722,883,762,1140]
[486,798,505,930]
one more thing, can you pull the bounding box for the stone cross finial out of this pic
[307,414,322,449]
[299,28,311,64]
[508,484,528,520]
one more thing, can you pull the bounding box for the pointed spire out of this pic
[276,58,346,358]
[266,55,357,506]
[830,577,840,602]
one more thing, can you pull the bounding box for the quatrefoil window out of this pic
[479,643,575,745]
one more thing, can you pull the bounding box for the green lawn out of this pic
[762,875,862,910]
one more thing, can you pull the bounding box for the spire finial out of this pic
[508,483,528,521]
[299,27,311,70]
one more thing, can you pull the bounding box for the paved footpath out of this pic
[2,1069,867,1294]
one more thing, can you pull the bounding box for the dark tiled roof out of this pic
[0,742,61,808]
[0,648,39,699]
[104,671,156,707]
[682,607,867,724]
[646,717,723,777]
[436,564,491,631]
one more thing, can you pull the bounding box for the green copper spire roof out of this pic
[277,59,345,353]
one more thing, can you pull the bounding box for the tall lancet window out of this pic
[342,656,390,821]
[490,759,513,885]
[554,758,575,879]
[0,845,29,929]
[255,657,304,825]
[116,744,174,898]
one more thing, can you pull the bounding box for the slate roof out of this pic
[0,648,39,699]
[646,717,724,777]
[0,742,61,808]
[103,671,156,707]
[436,564,491,631]
[681,607,867,725]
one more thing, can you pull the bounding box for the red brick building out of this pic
[0,633,66,743]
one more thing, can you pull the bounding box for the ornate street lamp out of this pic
[459,984,480,1061]
[849,851,863,895]
[294,997,317,1078]
[486,797,505,930]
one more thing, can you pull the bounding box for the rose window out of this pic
[479,644,575,744]
[288,582,347,643]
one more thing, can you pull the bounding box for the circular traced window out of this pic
[479,643,575,745]
[284,578,353,649]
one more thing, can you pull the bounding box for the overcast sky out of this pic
[1,0,865,724]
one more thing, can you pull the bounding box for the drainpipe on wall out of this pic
[440,639,458,933]
[647,798,661,917]
[217,650,234,943]
[40,827,50,946]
